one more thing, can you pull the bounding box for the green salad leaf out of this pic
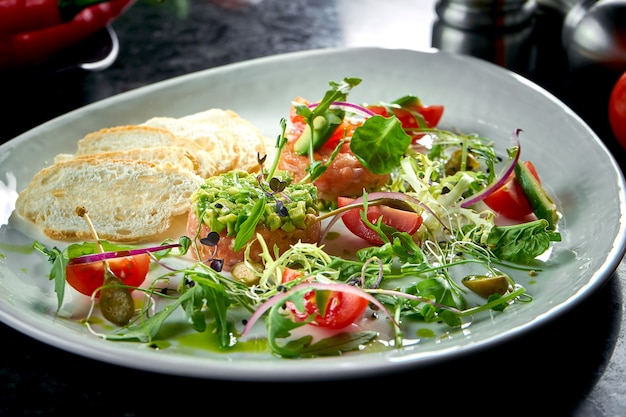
[350,114,412,174]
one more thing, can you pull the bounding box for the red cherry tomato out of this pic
[281,268,369,329]
[289,97,308,127]
[322,118,361,150]
[367,105,390,118]
[282,267,304,283]
[337,196,423,245]
[482,161,540,220]
[394,105,444,130]
[368,103,444,141]
[66,254,151,297]
[286,96,308,141]
[367,104,444,128]
[609,71,626,150]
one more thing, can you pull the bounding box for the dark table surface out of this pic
[1,1,625,415]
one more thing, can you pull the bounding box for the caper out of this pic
[99,266,134,326]
[230,261,263,286]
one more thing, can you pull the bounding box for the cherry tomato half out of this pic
[367,104,444,129]
[394,105,444,130]
[322,118,361,150]
[281,268,369,329]
[482,161,540,221]
[609,71,626,150]
[66,254,151,297]
[288,96,308,132]
[337,196,423,245]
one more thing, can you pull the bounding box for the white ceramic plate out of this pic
[1,47,625,381]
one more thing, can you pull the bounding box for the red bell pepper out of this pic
[0,0,135,70]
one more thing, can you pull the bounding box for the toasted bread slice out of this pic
[142,108,276,173]
[54,146,218,179]
[75,125,205,155]
[15,109,275,243]
[14,158,204,242]
[74,125,222,178]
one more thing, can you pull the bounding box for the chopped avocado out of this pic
[191,170,319,237]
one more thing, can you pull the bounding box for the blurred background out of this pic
[2,0,625,164]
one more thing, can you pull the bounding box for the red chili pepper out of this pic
[0,0,135,70]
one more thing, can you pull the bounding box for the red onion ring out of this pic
[67,243,182,265]
[307,101,376,118]
[459,129,522,208]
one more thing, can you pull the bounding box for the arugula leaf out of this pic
[486,219,562,264]
[350,115,412,174]
[182,283,210,333]
[196,281,235,348]
[32,241,67,313]
[65,241,137,259]
[279,331,378,358]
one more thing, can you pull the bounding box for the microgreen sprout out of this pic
[198,230,224,272]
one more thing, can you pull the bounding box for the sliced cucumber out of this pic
[514,161,559,230]
[293,110,344,155]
